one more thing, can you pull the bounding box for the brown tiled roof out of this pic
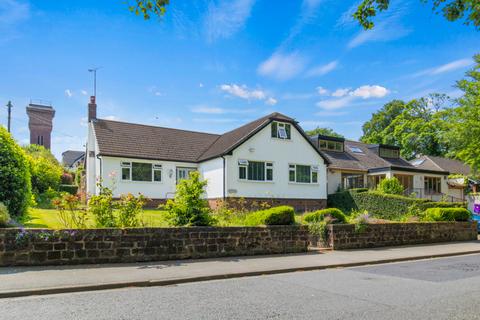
[92,120,220,162]
[197,112,295,161]
[316,139,445,173]
[410,155,471,175]
[92,112,328,163]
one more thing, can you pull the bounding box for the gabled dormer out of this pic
[311,135,345,152]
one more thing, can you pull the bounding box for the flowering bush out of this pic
[117,193,147,227]
[52,193,88,228]
[88,183,117,227]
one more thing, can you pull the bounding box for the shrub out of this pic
[117,193,147,227]
[304,208,346,224]
[423,208,471,222]
[59,184,78,195]
[377,177,404,195]
[163,171,213,226]
[244,206,295,226]
[52,193,88,228]
[0,127,31,216]
[23,145,62,194]
[61,172,73,185]
[75,164,85,186]
[88,184,117,227]
[34,187,61,209]
[0,202,10,227]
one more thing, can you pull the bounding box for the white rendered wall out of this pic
[198,157,224,199]
[224,124,327,199]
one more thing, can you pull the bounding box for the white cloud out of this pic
[220,84,266,100]
[306,60,338,77]
[204,0,255,42]
[316,85,389,110]
[199,83,204,88]
[80,90,88,96]
[80,117,88,127]
[281,92,315,100]
[265,97,277,106]
[336,0,363,28]
[413,58,474,77]
[316,96,355,110]
[332,88,350,97]
[316,86,329,96]
[65,89,73,98]
[220,84,277,105]
[351,85,389,99]
[257,52,306,81]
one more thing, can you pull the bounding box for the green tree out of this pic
[442,54,480,173]
[361,95,450,159]
[377,177,404,195]
[23,145,63,194]
[305,127,344,138]
[0,127,31,216]
[164,171,212,226]
[361,100,406,144]
[128,0,169,19]
[354,0,480,30]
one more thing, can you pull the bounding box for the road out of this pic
[1,254,480,320]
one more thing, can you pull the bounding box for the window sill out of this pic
[120,180,163,184]
[288,182,319,186]
[237,180,275,184]
[271,137,292,142]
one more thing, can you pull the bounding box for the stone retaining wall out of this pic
[324,222,478,250]
[0,226,309,267]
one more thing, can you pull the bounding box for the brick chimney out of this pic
[26,102,55,149]
[88,96,97,122]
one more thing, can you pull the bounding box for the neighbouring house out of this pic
[309,135,462,202]
[409,155,479,201]
[62,150,85,170]
[85,97,329,211]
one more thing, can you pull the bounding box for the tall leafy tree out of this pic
[305,127,344,138]
[361,95,450,159]
[354,0,480,30]
[442,54,480,173]
[23,145,63,194]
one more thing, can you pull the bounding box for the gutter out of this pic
[96,154,103,190]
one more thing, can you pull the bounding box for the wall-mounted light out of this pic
[248,147,255,153]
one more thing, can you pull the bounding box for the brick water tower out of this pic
[26,100,55,149]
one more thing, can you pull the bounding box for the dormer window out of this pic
[271,122,291,140]
[319,140,344,152]
[379,147,399,158]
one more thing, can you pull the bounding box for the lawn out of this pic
[22,208,171,229]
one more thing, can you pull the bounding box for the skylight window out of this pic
[411,159,425,166]
[348,146,364,154]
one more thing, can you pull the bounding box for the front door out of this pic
[176,167,196,184]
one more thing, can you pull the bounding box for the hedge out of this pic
[423,208,471,222]
[59,184,78,195]
[244,206,295,226]
[327,190,466,221]
[304,208,346,224]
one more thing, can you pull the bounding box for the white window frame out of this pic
[238,160,274,182]
[120,161,163,183]
[271,121,291,140]
[289,164,319,184]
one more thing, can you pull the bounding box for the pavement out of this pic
[2,253,480,320]
[1,240,480,298]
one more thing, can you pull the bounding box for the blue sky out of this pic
[1,0,479,159]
